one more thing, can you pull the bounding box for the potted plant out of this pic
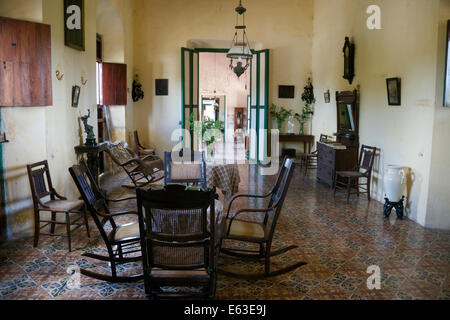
[189,114,224,160]
[269,103,292,132]
[295,79,315,135]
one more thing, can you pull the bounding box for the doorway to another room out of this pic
[198,51,250,161]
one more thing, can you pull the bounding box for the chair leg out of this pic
[83,209,90,238]
[50,211,57,234]
[264,245,271,276]
[65,212,72,252]
[367,178,371,202]
[346,177,351,203]
[333,174,338,197]
[33,210,40,248]
[304,157,308,177]
[356,178,360,197]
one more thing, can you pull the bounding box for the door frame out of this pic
[183,47,268,161]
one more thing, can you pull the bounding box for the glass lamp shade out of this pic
[227,42,252,60]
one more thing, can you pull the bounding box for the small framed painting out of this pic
[324,90,330,103]
[72,85,81,107]
[444,20,450,107]
[386,77,401,106]
[155,79,168,96]
[64,0,85,51]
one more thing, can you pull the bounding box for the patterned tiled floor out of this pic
[1,164,449,300]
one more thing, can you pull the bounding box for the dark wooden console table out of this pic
[317,142,358,188]
[74,142,108,186]
[279,134,314,154]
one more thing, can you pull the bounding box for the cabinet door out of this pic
[0,17,52,107]
[100,62,127,106]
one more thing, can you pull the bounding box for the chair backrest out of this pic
[136,185,216,273]
[164,149,207,188]
[27,160,56,206]
[106,141,137,169]
[319,134,328,142]
[358,145,377,174]
[69,161,116,243]
[263,157,296,239]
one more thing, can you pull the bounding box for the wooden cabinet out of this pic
[98,62,127,106]
[0,17,52,107]
[317,142,358,188]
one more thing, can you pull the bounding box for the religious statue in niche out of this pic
[81,110,96,146]
[132,74,144,102]
[343,37,355,84]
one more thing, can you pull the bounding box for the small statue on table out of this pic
[81,110,97,146]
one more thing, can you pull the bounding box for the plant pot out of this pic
[383,165,406,202]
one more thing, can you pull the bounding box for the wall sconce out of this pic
[56,70,64,81]
[81,76,88,85]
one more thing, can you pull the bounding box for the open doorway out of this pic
[198,51,250,160]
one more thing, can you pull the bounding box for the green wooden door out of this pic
[181,48,199,149]
[249,49,269,163]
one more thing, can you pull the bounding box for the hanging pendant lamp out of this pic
[227,0,252,78]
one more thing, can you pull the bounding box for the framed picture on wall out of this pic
[72,85,80,107]
[64,0,85,51]
[444,20,450,107]
[386,77,401,106]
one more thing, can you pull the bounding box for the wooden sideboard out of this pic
[317,142,358,188]
[279,134,314,154]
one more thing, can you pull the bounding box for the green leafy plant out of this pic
[294,79,316,134]
[189,113,224,147]
[269,104,292,128]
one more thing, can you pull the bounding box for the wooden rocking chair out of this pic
[69,161,143,283]
[219,157,307,279]
[105,141,163,188]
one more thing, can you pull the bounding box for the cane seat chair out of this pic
[27,160,90,252]
[300,134,329,177]
[219,157,307,279]
[334,145,377,203]
[137,184,219,299]
[106,141,163,188]
[164,149,207,189]
[134,130,155,156]
[69,161,143,283]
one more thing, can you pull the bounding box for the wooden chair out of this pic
[163,149,207,189]
[105,141,163,188]
[27,160,90,252]
[134,130,155,157]
[300,134,329,177]
[219,157,307,279]
[137,184,218,299]
[69,161,143,283]
[334,145,377,203]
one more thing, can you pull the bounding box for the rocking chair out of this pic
[219,157,307,279]
[106,141,163,188]
[69,161,143,283]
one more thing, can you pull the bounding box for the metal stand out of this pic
[384,196,405,220]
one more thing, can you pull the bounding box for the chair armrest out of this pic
[226,192,272,219]
[141,154,159,161]
[119,157,141,167]
[106,196,137,203]
[51,189,67,200]
[225,206,275,237]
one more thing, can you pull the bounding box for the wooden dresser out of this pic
[317,142,358,188]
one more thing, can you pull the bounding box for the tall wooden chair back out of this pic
[358,145,377,174]
[263,157,296,241]
[69,161,143,282]
[27,160,56,205]
[164,149,207,188]
[137,185,217,299]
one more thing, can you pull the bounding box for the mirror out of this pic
[337,103,355,131]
